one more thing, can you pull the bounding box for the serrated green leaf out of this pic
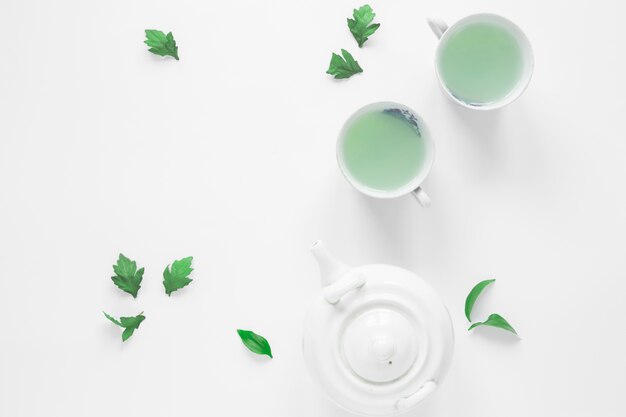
[163,256,193,296]
[468,313,517,335]
[103,311,145,341]
[111,253,144,298]
[103,311,122,326]
[237,329,273,358]
[144,29,179,60]
[464,279,496,321]
[326,49,363,79]
[347,5,380,47]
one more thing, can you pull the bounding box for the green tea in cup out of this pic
[429,14,533,109]
[337,102,434,206]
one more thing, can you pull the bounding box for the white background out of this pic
[1,0,625,416]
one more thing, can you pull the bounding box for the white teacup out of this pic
[336,102,435,207]
[428,13,534,110]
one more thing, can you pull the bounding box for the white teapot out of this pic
[303,241,454,416]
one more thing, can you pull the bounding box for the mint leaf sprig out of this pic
[348,5,380,48]
[104,311,146,342]
[163,256,194,296]
[144,29,179,60]
[111,254,144,298]
[327,49,363,79]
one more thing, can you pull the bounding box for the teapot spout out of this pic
[310,240,350,287]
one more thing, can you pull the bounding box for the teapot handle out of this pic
[323,274,366,304]
[395,380,437,410]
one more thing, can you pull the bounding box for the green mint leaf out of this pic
[347,5,380,47]
[326,49,363,79]
[103,311,122,326]
[111,253,144,298]
[163,256,193,296]
[237,329,273,358]
[468,313,517,335]
[464,279,496,321]
[144,29,179,60]
[103,311,146,341]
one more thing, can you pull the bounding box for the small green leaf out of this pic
[163,256,193,296]
[468,313,517,335]
[111,253,144,298]
[326,49,363,79]
[237,329,273,358]
[103,311,122,326]
[465,279,495,321]
[347,5,381,47]
[144,29,179,60]
[103,311,145,341]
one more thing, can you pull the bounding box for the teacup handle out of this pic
[412,187,431,208]
[427,18,448,39]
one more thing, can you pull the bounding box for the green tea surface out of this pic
[438,22,524,105]
[341,110,426,192]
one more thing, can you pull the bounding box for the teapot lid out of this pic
[303,263,454,416]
